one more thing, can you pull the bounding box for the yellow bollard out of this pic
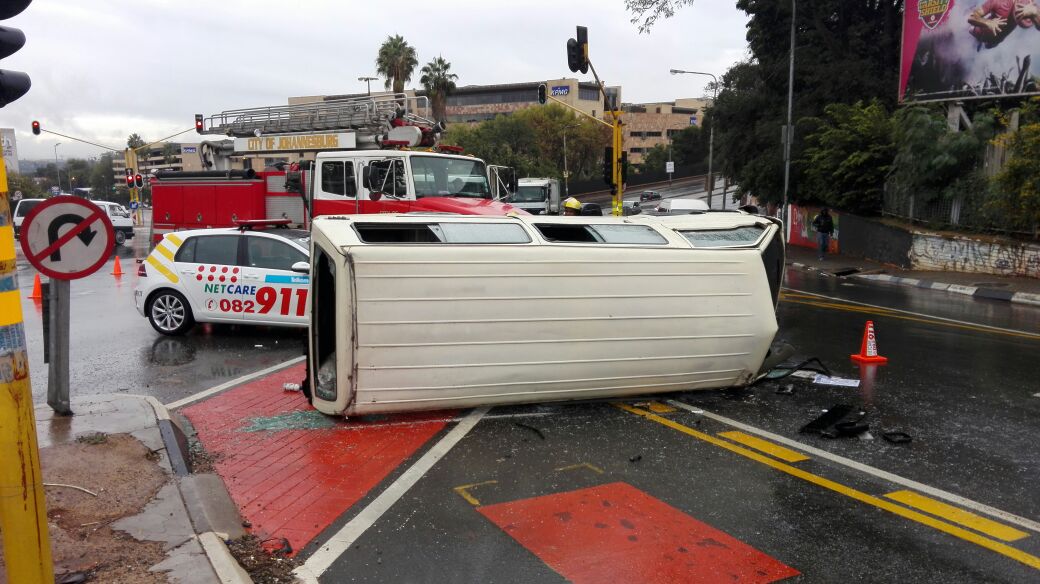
[0,157,54,583]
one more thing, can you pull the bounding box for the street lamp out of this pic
[358,76,377,96]
[561,122,580,198]
[53,142,63,194]
[670,69,718,209]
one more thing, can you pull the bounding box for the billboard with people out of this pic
[901,0,1040,102]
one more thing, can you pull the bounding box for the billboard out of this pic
[900,0,1040,102]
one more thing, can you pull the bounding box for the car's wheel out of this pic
[147,290,194,335]
[114,230,127,246]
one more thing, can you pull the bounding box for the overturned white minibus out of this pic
[305,212,785,416]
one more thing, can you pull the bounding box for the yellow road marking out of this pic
[616,403,1040,571]
[554,463,605,475]
[781,297,1040,340]
[718,430,809,463]
[0,289,23,327]
[646,401,677,414]
[165,233,183,246]
[886,490,1029,542]
[453,480,498,506]
[146,256,179,284]
[155,243,176,262]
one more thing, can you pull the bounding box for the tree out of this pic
[443,104,610,179]
[7,173,44,198]
[65,158,91,190]
[162,142,178,165]
[799,100,895,214]
[993,122,1040,232]
[641,144,672,174]
[90,153,115,196]
[376,35,418,94]
[127,133,145,149]
[420,56,459,123]
[628,0,905,206]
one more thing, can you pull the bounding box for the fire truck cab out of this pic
[149,94,521,243]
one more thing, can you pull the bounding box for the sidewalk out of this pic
[1,395,251,584]
[785,245,1040,306]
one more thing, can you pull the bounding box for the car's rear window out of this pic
[15,200,42,217]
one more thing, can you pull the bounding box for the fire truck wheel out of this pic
[147,290,195,336]
[115,230,126,246]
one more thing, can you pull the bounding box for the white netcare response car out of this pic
[134,225,310,335]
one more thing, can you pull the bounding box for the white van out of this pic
[305,213,784,416]
[12,198,45,238]
[655,198,709,214]
[93,201,135,245]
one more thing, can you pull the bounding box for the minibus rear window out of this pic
[535,223,667,245]
[679,226,765,248]
[353,222,530,244]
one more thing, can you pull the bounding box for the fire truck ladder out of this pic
[201,94,437,138]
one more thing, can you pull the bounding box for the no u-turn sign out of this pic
[19,197,114,280]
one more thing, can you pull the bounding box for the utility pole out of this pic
[782,0,796,231]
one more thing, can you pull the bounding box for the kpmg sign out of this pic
[550,86,570,97]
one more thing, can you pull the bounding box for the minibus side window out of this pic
[312,249,337,402]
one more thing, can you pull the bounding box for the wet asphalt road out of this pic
[306,266,1040,583]
[14,227,303,406]
[14,225,1040,581]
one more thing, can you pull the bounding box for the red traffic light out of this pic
[134,173,144,189]
[195,114,204,134]
[31,119,39,135]
[125,168,134,188]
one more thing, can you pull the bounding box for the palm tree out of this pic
[375,35,418,95]
[420,56,458,123]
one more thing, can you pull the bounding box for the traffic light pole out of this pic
[0,157,55,584]
[586,59,624,217]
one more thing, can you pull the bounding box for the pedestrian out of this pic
[562,197,582,216]
[812,207,835,261]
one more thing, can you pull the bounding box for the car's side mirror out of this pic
[291,261,310,274]
[362,165,372,189]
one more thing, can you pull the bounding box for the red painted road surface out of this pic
[182,364,452,552]
[479,482,800,584]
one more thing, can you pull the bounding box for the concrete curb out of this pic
[139,396,254,584]
[847,273,1040,307]
[788,262,1040,307]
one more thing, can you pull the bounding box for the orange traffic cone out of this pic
[851,320,888,364]
[111,256,123,276]
[28,274,43,299]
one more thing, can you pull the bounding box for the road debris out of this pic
[882,431,913,444]
[514,422,546,440]
[813,374,861,388]
[800,405,869,438]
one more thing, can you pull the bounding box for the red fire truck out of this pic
[150,94,519,243]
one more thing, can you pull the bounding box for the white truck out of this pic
[509,178,562,215]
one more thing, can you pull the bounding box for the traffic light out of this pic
[537,84,547,105]
[0,1,32,108]
[566,26,589,74]
[602,146,613,187]
[195,114,204,134]
[125,168,134,189]
[135,173,144,189]
[31,119,39,135]
[620,151,628,184]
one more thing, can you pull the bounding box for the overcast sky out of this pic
[3,0,749,161]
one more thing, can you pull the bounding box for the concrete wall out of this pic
[786,204,840,254]
[841,214,913,268]
[910,232,1040,278]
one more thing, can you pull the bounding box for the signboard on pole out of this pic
[666,161,675,173]
[19,197,114,280]
[900,0,1040,102]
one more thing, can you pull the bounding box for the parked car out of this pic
[135,227,310,335]
[639,190,662,202]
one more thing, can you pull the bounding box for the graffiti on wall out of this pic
[787,204,839,253]
[911,233,1040,279]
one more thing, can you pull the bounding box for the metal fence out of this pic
[882,180,1037,237]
